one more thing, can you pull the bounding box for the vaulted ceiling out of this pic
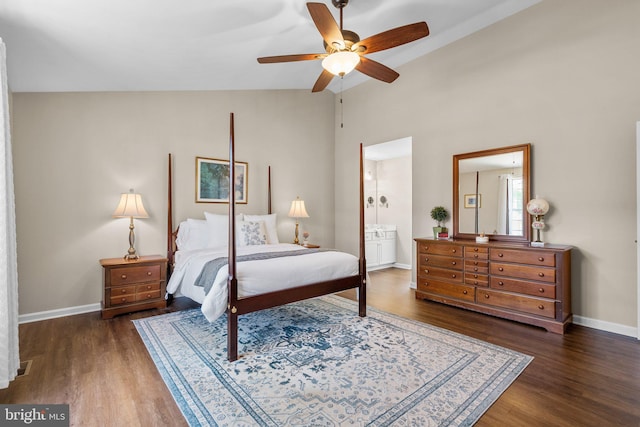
[0,0,540,93]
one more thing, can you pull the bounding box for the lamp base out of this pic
[530,241,545,247]
[124,253,140,261]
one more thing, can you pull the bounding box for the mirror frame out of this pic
[453,143,531,242]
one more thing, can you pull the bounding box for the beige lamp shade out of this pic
[113,189,149,218]
[288,197,309,218]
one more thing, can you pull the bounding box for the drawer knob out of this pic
[147,271,152,276]
[474,248,478,252]
[424,269,429,274]
[452,261,457,265]
[451,274,457,278]
[147,285,152,290]
[473,281,478,285]
[498,281,504,286]
[120,289,127,294]
[538,272,545,277]
[473,274,478,278]
[121,297,126,302]
[425,257,429,262]
[474,267,478,272]
[484,294,490,299]
[474,261,478,265]
[538,257,544,262]
[474,254,479,259]
[463,290,468,294]
[538,304,545,310]
[498,253,504,257]
[146,294,151,298]
[499,267,504,271]
[452,249,457,253]
[121,274,127,279]
[539,288,544,293]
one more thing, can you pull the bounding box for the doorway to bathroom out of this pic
[363,137,412,271]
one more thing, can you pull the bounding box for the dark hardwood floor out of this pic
[2,268,639,426]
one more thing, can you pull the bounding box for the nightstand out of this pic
[100,255,167,319]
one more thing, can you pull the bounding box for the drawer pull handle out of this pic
[146,285,152,290]
[484,294,490,299]
[147,271,152,276]
[474,261,478,265]
[538,304,544,310]
[473,281,478,285]
[121,289,127,294]
[463,290,468,294]
[538,272,545,277]
[498,281,504,286]
[451,274,457,278]
[146,294,152,298]
[424,269,429,274]
[121,274,127,279]
[121,297,126,302]
[538,257,544,262]
[498,253,504,257]
[539,288,544,293]
[452,249,457,253]
[499,267,504,271]
[425,257,429,262]
[473,274,478,278]
[474,248,478,252]
[451,261,457,265]
[474,267,478,272]
[474,254,479,258]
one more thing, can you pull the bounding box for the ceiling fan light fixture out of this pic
[322,51,360,76]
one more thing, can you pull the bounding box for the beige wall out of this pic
[12,90,335,314]
[334,0,640,329]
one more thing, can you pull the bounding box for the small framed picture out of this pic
[196,157,248,203]
[464,194,481,208]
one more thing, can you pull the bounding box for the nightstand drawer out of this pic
[111,285,136,296]
[136,289,161,301]
[136,282,161,293]
[110,264,161,285]
[110,294,136,306]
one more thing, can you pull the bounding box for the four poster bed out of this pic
[166,113,367,361]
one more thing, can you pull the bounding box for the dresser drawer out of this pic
[417,277,475,302]
[490,276,556,299]
[419,254,462,270]
[491,262,556,283]
[419,242,463,257]
[110,285,136,297]
[420,266,463,283]
[110,264,161,285]
[464,259,489,274]
[136,282,161,293]
[464,246,489,260]
[464,272,489,287]
[477,289,556,318]
[489,248,555,267]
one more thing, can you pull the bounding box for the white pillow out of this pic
[237,220,267,246]
[244,214,279,244]
[175,218,209,251]
[204,212,244,248]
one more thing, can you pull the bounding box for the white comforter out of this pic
[166,243,359,321]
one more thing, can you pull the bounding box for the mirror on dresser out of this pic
[453,144,531,242]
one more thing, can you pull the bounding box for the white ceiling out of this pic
[0,0,540,93]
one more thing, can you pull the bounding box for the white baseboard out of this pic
[19,303,101,324]
[572,315,637,338]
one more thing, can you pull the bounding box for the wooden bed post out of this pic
[167,153,174,278]
[227,113,239,362]
[359,143,367,317]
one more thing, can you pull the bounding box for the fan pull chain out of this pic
[340,77,344,128]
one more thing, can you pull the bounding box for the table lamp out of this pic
[113,189,149,260]
[526,197,549,247]
[288,196,309,244]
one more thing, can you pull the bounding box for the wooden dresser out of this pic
[100,255,167,319]
[414,238,572,333]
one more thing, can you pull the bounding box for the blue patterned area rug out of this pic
[133,295,532,426]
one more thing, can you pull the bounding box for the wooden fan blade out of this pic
[353,22,429,54]
[312,69,334,92]
[355,57,399,83]
[257,53,326,64]
[307,2,345,50]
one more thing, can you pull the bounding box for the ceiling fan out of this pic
[257,1,429,92]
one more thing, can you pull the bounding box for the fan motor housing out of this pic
[323,29,360,52]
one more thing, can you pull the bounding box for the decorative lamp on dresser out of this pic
[416,143,573,333]
[100,255,167,319]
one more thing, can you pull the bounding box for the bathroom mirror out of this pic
[453,144,531,242]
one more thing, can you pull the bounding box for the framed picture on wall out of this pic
[464,194,481,208]
[196,157,248,203]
